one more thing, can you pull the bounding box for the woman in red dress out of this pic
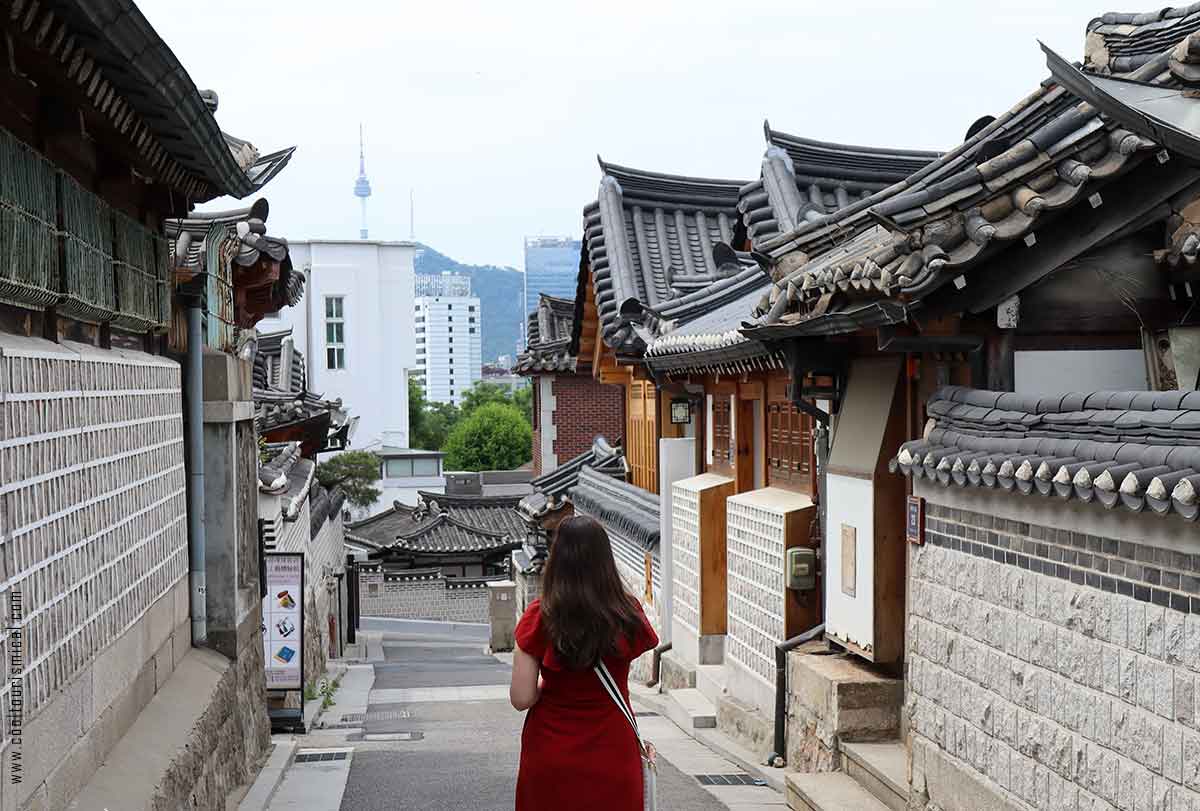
[510,516,658,810]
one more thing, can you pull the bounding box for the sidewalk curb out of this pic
[631,687,789,796]
[304,662,350,731]
[237,738,298,811]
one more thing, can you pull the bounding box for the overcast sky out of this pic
[139,1,1110,269]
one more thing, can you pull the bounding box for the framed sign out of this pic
[907,496,925,545]
[263,552,305,691]
[670,399,691,425]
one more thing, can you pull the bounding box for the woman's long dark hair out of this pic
[541,516,642,670]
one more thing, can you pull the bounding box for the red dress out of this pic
[514,598,658,811]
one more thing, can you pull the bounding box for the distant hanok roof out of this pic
[347,491,527,558]
[516,294,577,374]
[19,2,294,201]
[739,8,1200,341]
[644,126,938,374]
[571,159,764,357]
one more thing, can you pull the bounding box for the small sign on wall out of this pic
[841,524,856,598]
[907,496,925,545]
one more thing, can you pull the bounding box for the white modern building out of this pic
[259,239,417,451]
[413,294,482,406]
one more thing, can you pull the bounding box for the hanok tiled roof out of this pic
[570,466,660,550]
[741,124,941,251]
[309,482,347,537]
[253,328,347,436]
[518,437,628,521]
[742,16,1184,338]
[347,491,527,554]
[893,386,1200,519]
[645,128,937,372]
[516,294,577,374]
[258,442,316,520]
[573,160,761,355]
[167,199,294,278]
[22,2,294,202]
[373,513,521,557]
[1085,3,1200,78]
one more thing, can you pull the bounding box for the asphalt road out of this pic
[339,626,726,811]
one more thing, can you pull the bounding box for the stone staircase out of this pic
[785,740,907,811]
[661,662,727,730]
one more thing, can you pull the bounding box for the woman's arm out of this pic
[510,646,542,711]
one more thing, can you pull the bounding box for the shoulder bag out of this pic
[594,660,657,811]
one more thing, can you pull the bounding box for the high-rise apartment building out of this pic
[414,294,482,406]
[523,237,580,322]
[415,272,472,297]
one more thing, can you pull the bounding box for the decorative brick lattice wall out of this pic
[726,496,787,687]
[910,501,1200,810]
[672,483,701,637]
[360,572,491,623]
[0,337,186,733]
[551,374,624,464]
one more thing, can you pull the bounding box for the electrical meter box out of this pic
[786,547,817,591]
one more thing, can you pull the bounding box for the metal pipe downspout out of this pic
[647,641,672,688]
[186,305,208,644]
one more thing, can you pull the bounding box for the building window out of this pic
[449,378,454,385]
[469,317,476,324]
[469,327,476,334]
[449,337,454,343]
[448,316,453,323]
[413,458,439,476]
[468,305,476,312]
[416,327,425,334]
[416,337,425,344]
[448,326,453,333]
[325,296,346,369]
[416,316,425,324]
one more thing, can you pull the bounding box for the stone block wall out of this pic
[0,335,196,809]
[909,496,1200,811]
[360,572,491,623]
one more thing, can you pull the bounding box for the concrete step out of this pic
[841,741,907,811]
[664,687,717,729]
[786,771,889,811]
[695,664,729,706]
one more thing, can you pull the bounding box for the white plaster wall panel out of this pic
[538,376,556,471]
[824,473,875,653]
[726,488,808,690]
[671,482,702,637]
[1014,349,1148,396]
[0,336,186,738]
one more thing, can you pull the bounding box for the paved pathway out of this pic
[248,619,785,810]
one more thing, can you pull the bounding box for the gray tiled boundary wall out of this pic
[909,477,1200,811]
[360,573,490,623]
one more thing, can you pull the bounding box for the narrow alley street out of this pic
[244,618,785,810]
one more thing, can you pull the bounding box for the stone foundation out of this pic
[785,643,903,773]
[659,651,697,691]
[717,696,775,762]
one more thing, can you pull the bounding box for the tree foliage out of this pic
[315,450,382,508]
[442,402,532,472]
[409,377,531,452]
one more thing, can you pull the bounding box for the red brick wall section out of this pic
[551,374,625,463]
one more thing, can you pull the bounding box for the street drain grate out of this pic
[695,774,765,786]
[294,749,351,764]
[339,710,411,723]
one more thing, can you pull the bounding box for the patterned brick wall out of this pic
[672,483,702,639]
[551,374,624,463]
[909,501,1200,810]
[726,494,788,689]
[360,572,491,623]
[0,336,186,732]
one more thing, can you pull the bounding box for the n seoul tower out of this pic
[354,124,372,239]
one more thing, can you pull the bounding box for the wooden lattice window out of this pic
[628,380,659,493]
[711,395,733,472]
[767,377,814,494]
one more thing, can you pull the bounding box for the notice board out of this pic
[263,552,305,691]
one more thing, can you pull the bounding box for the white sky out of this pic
[139,1,1111,269]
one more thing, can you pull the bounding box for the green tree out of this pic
[443,402,532,472]
[512,384,532,423]
[459,379,532,423]
[419,400,460,451]
[315,450,381,508]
